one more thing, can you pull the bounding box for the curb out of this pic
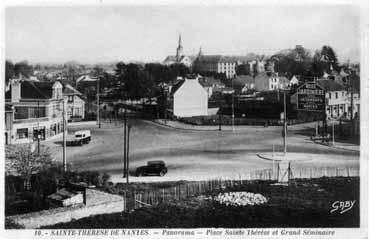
[148,120,227,132]
[256,154,282,162]
[310,138,359,153]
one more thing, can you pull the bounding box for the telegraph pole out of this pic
[126,125,131,184]
[62,99,67,172]
[37,100,40,155]
[349,72,354,136]
[123,107,127,178]
[283,90,287,154]
[97,78,101,128]
[332,121,335,145]
[231,77,235,131]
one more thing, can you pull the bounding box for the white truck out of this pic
[67,130,91,146]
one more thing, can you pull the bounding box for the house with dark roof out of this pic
[232,75,255,94]
[317,79,360,119]
[63,84,85,121]
[5,79,66,144]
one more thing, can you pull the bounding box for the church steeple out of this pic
[176,34,183,61]
[198,46,202,57]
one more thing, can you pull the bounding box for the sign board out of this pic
[296,82,325,112]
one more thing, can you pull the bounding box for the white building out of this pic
[254,73,290,91]
[170,77,208,117]
[290,75,300,86]
[318,79,360,119]
[63,84,85,122]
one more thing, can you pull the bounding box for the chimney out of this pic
[11,79,21,102]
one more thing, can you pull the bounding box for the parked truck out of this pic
[66,130,91,146]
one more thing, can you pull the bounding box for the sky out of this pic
[5,5,360,64]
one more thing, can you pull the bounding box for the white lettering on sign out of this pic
[330,200,356,214]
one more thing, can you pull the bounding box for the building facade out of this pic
[170,77,208,117]
[292,79,360,120]
[193,55,239,79]
[254,73,289,91]
[63,84,85,122]
[317,79,360,119]
[5,80,66,144]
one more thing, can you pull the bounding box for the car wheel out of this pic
[159,171,165,177]
[137,172,143,177]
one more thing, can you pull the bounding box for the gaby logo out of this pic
[330,200,356,214]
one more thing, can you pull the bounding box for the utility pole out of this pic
[322,90,327,143]
[62,99,67,172]
[123,107,127,178]
[218,113,222,131]
[350,72,354,136]
[37,100,40,155]
[218,96,222,131]
[97,78,101,128]
[283,90,287,155]
[126,125,131,184]
[332,121,335,145]
[231,77,235,132]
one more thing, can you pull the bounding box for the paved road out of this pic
[44,119,359,182]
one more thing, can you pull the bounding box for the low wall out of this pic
[7,192,124,229]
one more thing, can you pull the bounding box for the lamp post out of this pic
[62,99,67,172]
[332,120,335,145]
[97,77,101,128]
[283,90,287,155]
[126,125,131,184]
[231,77,235,132]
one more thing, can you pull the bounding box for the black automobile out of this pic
[136,160,168,177]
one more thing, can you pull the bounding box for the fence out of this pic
[123,166,359,212]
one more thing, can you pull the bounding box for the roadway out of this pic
[44,119,359,182]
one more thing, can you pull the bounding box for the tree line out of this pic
[236,45,344,79]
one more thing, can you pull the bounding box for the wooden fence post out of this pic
[162,188,165,203]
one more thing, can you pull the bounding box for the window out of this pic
[17,128,28,139]
[329,93,331,99]
[335,92,338,99]
[14,106,46,119]
[68,96,73,102]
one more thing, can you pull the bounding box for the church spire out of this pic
[176,34,183,61]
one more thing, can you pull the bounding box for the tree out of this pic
[321,45,339,72]
[14,61,33,78]
[272,45,312,77]
[5,60,15,85]
[6,144,53,190]
[169,63,190,80]
[235,64,250,76]
[308,50,325,77]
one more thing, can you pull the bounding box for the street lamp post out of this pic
[62,99,67,172]
[97,77,101,128]
[332,120,335,145]
[126,125,131,184]
[283,90,287,155]
[231,77,235,132]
